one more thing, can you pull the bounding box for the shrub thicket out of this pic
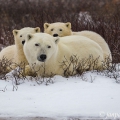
[0,0,120,63]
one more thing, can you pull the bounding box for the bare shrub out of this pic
[0,0,119,84]
[0,57,13,76]
[0,54,119,85]
[0,0,120,63]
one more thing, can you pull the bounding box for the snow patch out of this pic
[0,71,120,118]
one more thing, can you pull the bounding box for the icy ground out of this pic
[0,69,120,119]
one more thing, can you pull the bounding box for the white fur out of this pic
[73,31,112,60]
[44,22,112,61]
[24,33,104,77]
[44,22,72,37]
[0,27,40,70]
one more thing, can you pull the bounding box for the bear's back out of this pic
[59,35,101,50]
[57,35,104,61]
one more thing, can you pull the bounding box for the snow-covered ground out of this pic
[0,70,120,119]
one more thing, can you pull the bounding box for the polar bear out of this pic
[44,22,112,61]
[72,31,112,61]
[0,27,40,70]
[24,33,104,77]
[44,22,72,37]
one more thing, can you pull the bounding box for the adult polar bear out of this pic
[44,22,112,61]
[24,33,104,77]
[0,27,40,71]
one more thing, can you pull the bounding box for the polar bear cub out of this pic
[24,33,104,77]
[0,27,40,68]
[44,22,112,61]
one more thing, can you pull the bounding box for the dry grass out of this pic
[1,55,119,85]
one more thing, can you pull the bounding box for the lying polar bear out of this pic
[24,33,104,77]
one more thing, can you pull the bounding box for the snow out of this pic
[0,70,120,119]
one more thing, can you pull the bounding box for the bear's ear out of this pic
[65,22,71,29]
[13,29,19,36]
[26,34,33,41]
[54,37,60,44]
[44,23,50,29]
[34,27,40,33]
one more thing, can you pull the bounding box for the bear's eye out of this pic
[51,29,54,31]
[20,35,22,37]
[35,43,39,46]
[48,45,51,48]
[59,29,62,31]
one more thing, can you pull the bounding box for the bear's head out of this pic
[24,33,59,64]
[44,22,72,37]
[13,27,40,48]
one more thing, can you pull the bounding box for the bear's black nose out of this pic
[22,40,25,45]
[53,34,58,37]
[38,54,47,62]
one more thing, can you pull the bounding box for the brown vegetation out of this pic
[0,0,119,63]
[0,0,120,80]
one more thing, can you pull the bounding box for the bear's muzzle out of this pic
[22,40,25,45]
[37,54,47,62]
